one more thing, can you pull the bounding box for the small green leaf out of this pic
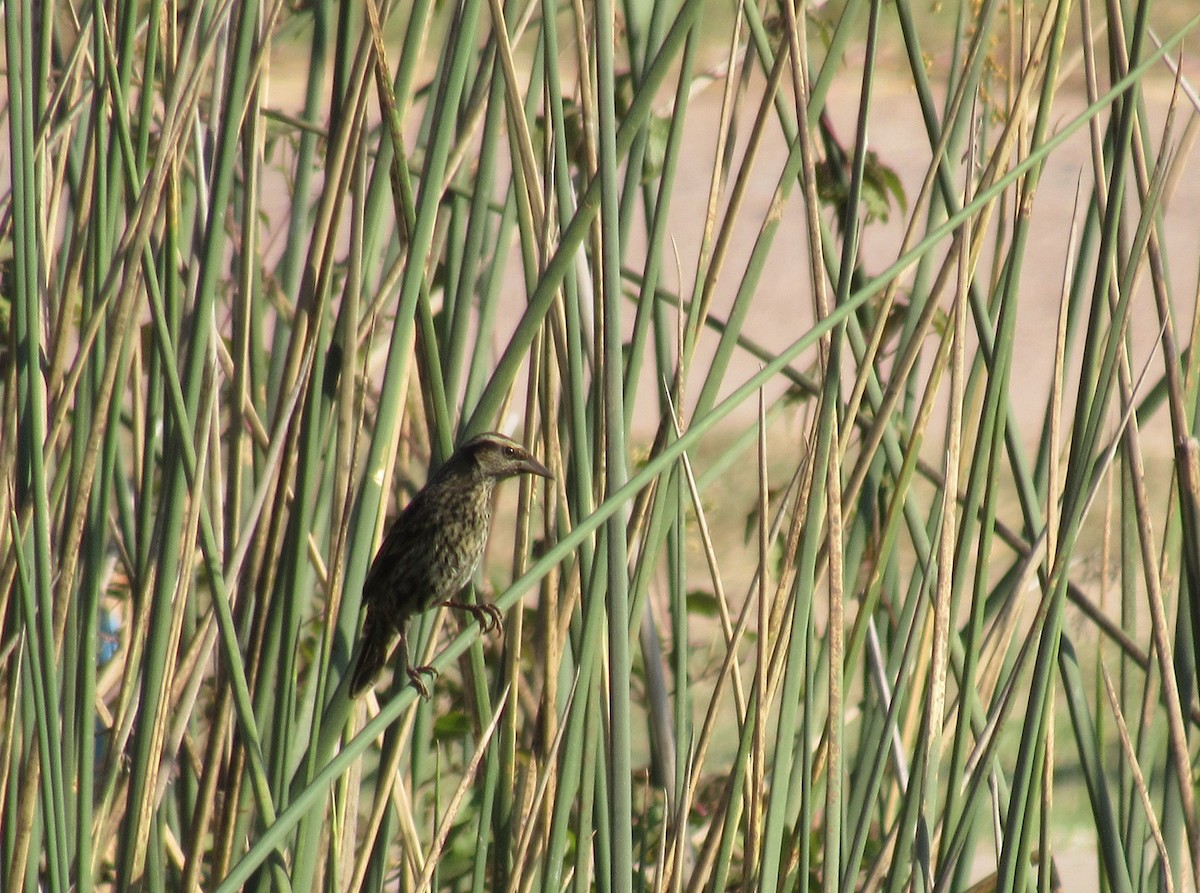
[433,710,472,740]
[686,590,720,617]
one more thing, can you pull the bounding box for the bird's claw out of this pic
[443,600,504,635]
[407,664,437,699]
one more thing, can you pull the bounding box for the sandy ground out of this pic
[263,35,1200,449]
[638,68,1200,445]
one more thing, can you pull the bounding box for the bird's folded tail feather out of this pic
[348,613,399,698]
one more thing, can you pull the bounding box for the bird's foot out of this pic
[443,600,504,635]
[407,664,437,699]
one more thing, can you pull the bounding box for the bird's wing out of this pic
[361,491,435,606]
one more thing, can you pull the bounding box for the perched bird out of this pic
[348,432,552,698]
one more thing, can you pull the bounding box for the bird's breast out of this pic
[424,494,492,600]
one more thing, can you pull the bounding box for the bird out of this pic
[348,432,553,698]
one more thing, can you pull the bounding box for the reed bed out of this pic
[3,0,1200,890]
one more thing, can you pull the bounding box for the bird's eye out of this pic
[504,446,517,457]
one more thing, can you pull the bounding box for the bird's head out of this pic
[457,433,553,482]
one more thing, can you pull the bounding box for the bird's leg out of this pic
[400,632,437,699]
[442,598,504,634]
[406,665,437,699]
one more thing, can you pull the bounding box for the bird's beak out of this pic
[521,455,553,481]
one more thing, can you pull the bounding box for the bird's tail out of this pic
[348,612,399,698]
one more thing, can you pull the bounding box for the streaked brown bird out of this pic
[348,432,552,698]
